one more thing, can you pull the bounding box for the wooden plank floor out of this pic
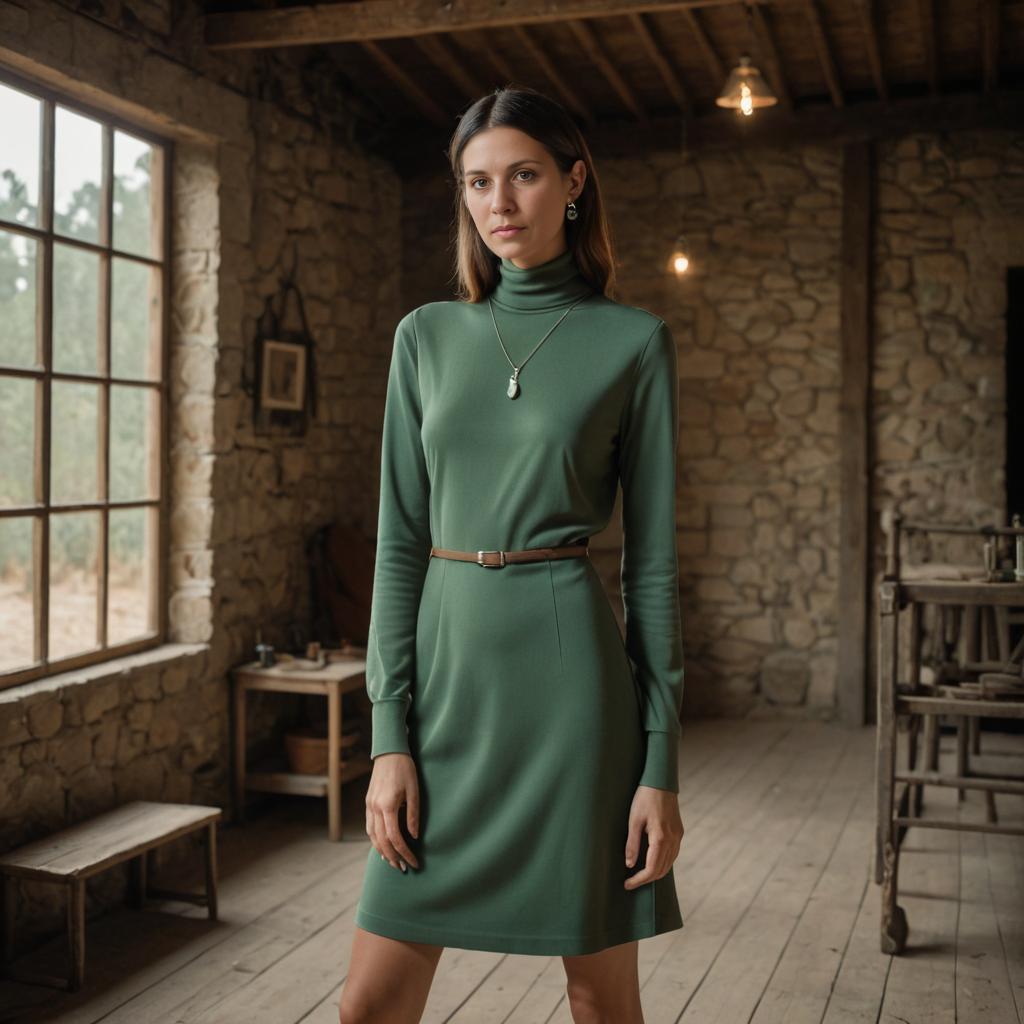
[2,719,1021,1024]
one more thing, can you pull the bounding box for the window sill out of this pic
[0,642,209,707]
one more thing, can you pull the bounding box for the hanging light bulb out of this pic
[669,233,692,276]
[716,54,777,116]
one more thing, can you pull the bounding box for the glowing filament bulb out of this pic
[740,82,753,117]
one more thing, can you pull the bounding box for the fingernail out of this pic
[400,861,407,872]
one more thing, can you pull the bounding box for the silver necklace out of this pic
[487,295,590,399]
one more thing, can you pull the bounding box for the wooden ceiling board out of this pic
[755,4,835,101]
[578,15,680,115]
[634,9,724,108]
[818,3,889,99]
[873,0,939,90]
[527,20,623,116]
[383,34,475,112]
[200,0,1024,165]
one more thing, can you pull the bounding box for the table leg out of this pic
[876,582,898,886]
[233,678,247,825]
[956,717,967,801]
[2,874,14,970]
[877,582,908,953]
[204,823,219,921]
[328,681,341,842]
[67,879,85,992]
[128,852,147,908]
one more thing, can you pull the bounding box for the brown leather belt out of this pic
[430,537,590,569]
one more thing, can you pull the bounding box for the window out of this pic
[0,69,172,689]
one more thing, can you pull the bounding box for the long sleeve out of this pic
[617,319,685,793]
[365,308,432,760]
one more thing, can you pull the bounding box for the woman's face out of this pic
[460,126,586,269]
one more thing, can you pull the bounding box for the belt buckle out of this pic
[476,549,506,568]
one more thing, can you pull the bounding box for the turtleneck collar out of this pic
[489,247,596,312]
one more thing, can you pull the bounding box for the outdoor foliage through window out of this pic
[0,75,169,684]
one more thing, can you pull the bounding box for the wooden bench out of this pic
[0,800,222,991]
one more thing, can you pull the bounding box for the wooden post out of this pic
[838,139,875,726]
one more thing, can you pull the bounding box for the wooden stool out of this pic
[0,801,221,991]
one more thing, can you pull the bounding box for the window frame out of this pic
[0,65,174,691]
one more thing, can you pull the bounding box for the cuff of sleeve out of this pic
[637,730,679,793]
[370,700,411,759]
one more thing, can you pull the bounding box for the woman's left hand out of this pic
[623,785,684,890]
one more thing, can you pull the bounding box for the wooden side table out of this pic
[876,576,1024,954]
[232,655,372,841]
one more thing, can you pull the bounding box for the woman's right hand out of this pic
[366,752,421,872]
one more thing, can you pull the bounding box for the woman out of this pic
[341,85,686,1024]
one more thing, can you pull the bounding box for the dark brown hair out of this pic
[448,85,617,304]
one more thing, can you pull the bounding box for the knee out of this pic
[337,987,381,1024]
[565,980,604,1024]
[566,978,640,1024]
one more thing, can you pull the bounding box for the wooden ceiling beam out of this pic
[512,24,597,125]
[915,0,939,95]
[204,0,762,52]
[681,9,725,86]
[803,0,843,107]
[414,33,490,101]
[856,0,889,103]
[566,18,650,122]
[468,33,518,86]
[628,12,692,114]
[981,0,1000,93]
[360,40,452,128]
[376,90,1024,173]
[746,1,793,110]
[580,89,1024,156]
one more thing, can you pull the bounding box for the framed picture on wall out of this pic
[260,339,307,411]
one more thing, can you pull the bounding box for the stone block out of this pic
[761,651,810,705]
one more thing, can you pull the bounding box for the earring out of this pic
[566,200,578,221]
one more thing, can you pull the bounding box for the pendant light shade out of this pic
[716,54,777,116]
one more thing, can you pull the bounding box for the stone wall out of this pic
[865,128,1024,704]
[870,128,1023,629]
[401,126,1023,719]
[0,0,400,952]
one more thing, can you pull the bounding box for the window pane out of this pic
[0,515,37,672]
[51,380,100,504]
[108,505,156,644]
[0,375,37,507]
[112,257,161,381]
[54,106,102,244]
[0,229,40,368]
[113,131,159,259]
[49,510,99,658]
[110,384,159,502]
[53,242,101,375]
[0,83,41,229]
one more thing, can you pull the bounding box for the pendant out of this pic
[507,368,520,400]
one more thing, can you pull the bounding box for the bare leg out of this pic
[562,940,643,1024]
[338,927,444,1024]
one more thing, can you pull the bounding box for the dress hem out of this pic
[353,906,684,957]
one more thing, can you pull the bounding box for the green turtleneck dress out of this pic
[354,247,685,955]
